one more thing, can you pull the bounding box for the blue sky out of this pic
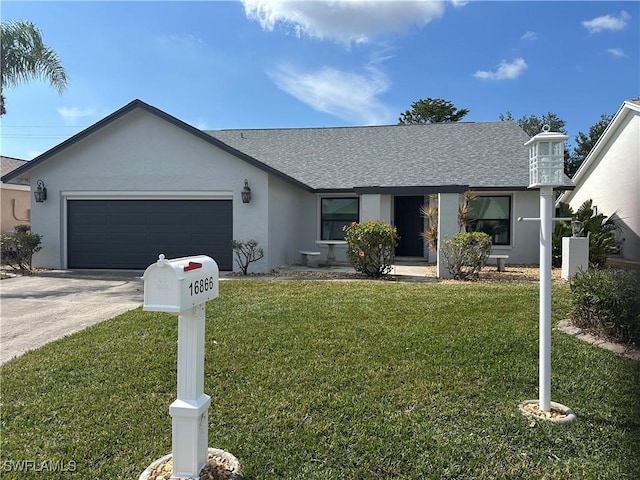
[1,1,638,160]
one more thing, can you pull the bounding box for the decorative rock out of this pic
[518,400,576,424]
[139,448,241,480]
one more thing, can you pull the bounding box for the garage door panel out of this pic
[72,252,111,266]
[110,214,147,225]
[71,213,108,226]
[111,232,147,242]
[148,213,188,225]
[68,200,233,269]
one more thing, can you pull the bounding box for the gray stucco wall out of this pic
[266,175,311,270]
[506,189,541,265]
[29,108,271,270]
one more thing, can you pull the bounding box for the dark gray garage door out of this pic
[67,200,233,270]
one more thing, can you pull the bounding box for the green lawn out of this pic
[1,280,639,479]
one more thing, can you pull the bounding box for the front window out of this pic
[321,197,359,240]
[469,196,511,245]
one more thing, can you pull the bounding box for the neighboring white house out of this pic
[557,99,640,263]
[1,99,571,274]
[0,156,31,233]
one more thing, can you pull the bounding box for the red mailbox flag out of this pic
[183,261,202,272]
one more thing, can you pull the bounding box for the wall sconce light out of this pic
[34,179,47,203]
[241,179,251,204]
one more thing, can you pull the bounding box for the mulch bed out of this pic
[229,265,564,284]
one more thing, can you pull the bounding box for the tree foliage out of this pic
[500,110,572,175]
[499,111,567,137]
[1,20,68,115]
[566,113,612,177]
[399,97,469,125]
[500,110,614,179]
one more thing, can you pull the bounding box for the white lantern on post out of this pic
[526,125,567,188]
[522,125,575,419]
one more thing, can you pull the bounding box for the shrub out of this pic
[0,225,43,272]
[230,239,264,275]
[570,268,640,347]
[553,200,620,269]
[441,232,492,280]
[344,221,399,278]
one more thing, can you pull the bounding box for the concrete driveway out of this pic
[0,270,144,364]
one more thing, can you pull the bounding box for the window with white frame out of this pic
[468,196,511,245]
[321,197,359,240]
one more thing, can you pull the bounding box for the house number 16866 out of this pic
[189,277,214,296]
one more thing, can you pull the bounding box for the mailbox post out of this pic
[143,254,219,479]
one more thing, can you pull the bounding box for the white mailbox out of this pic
[143,254,219,313]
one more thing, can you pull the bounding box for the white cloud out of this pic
[194,119,210,130]
[520,31,538,41]
[582,10,630,33]
[27,149,44,160]
[606,48,626,58]
[57,106,95,125]
[242,0,450,44]
[267,62,392,124]
[473,58,527,81]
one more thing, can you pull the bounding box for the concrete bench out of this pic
[488,254,509,272]
[300,251,321,267]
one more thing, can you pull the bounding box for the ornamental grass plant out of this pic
[1,281,639,479]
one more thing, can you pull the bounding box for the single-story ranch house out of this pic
[2,99,573,276]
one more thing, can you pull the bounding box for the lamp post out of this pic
[524,125,567,413]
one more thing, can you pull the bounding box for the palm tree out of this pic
[1,20,68,115]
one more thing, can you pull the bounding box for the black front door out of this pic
[394,196,424,257]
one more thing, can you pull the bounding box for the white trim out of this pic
[61,190,233,200]
[62,200,68,269]
[0,183,30,191]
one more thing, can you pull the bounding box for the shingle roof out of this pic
[1,99,540,192]
[207,122,532,191]
[1,156,28,180]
